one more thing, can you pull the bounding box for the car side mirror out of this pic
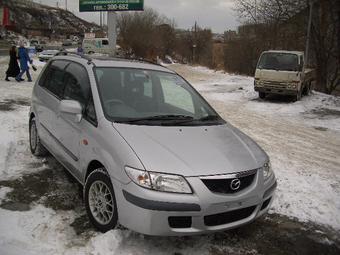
[59,100,82,122]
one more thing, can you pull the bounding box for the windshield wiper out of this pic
[120,115,194,124]
[198,115,220,121]
[168,115,221,126]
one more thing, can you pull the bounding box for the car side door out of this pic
[33,60,68,153]
[56,62,93,180]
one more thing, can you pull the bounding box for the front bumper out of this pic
[114,172,277,236]
[255,86,298,95]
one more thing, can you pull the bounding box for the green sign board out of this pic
[79,0,144,12]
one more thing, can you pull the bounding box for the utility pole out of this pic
[192,21,197,64]
[254,0,257,23]
[107,12,117,57]
[305,0,316,68]
[100,12,103,27]
[65,0,67,10]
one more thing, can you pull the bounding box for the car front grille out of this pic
[262,80,288,89]
[204,206,256,226]
[200,170,257,194]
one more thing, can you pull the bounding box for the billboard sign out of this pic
[79,0,144,12]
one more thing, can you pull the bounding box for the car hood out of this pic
[113,123,268,177]
[255,69,300,82]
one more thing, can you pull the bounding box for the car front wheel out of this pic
[84,168,118,232]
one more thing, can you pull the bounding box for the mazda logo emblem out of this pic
[230,178,241,191]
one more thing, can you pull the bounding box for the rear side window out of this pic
[41,60,69,98]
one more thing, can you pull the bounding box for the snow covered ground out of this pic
[0,59,339,254]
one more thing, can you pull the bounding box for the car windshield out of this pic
[257,53,299,71]
[94,67,224,126]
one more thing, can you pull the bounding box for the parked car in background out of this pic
[35,41,47,52]
[30,39,39,46]
[62,39,73,47]
[82,38,110,54]
[29,54,277,236]
[38,49,59,62]
[254,50,315,101]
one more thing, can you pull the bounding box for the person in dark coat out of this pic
[16,42,33,82]
[5,46,20,81]
[76,43,84,55]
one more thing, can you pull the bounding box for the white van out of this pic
[82,38,110,54]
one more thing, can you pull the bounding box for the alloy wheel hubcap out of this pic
[88,180,114,225]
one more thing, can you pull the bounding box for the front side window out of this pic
[42,60,69,98]
[63,63,90,106]
[257,53,299,71]
[63,63,97,125]
[94,67,224,126]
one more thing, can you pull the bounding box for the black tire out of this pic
[29,117,48,156]
[293,89,302,102]
[305,83,311,96]
[84,168,118,233]
[88,51,95,54]
[259,92,266,99]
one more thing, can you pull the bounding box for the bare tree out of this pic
[117,8,172,59]
[311,0,340,94]
[235,0,307,24]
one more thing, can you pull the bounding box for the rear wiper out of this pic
[121,115,194,123]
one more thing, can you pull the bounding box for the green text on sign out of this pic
[79,0,144,12]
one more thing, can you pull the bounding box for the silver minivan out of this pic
[29,55,277,236]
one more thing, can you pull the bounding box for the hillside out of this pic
[1,0,101,37]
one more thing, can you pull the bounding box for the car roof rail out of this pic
[111,56,164,67]
[55,51,94,65]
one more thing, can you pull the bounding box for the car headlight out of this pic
[263,162,273,180]
[125,167,193,194]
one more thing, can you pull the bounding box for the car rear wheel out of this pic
[29,117,48,156]
[259,92,266,99]
[85,168,118,232]
[305,82,312,96]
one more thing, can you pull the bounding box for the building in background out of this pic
[0,6,16,33]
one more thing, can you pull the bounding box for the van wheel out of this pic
[29,117,48,156]
[293,89,302,102]
[259,92,266,99]
[305,83,311,96]
[85,168,118,233]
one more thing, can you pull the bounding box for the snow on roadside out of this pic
[0,57,46,180]
[179,65,340,132]
[0,187,13,203]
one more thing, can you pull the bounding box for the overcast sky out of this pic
[35,0,239,33]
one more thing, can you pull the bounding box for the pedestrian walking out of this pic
[16,42,33,82]
[5,46,20,81]
[77,43,84,55]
